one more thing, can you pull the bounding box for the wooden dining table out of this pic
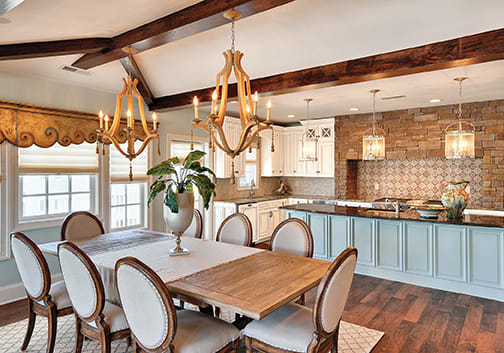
[39,229,330,321]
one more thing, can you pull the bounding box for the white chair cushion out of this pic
[243,303,318,353]
[218,216,249,246]
[174,310,240,353]
[11,237,44,299]
[88,302,129,333]
[271,222,310,257]
[64,215,103,241]
[36,281,72,309]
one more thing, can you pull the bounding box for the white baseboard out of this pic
[0,274,63,306]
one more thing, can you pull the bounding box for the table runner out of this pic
[89,236,262,301]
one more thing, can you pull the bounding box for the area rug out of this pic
[0,313,384,353]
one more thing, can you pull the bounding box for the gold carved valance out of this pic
[0,100,155,148]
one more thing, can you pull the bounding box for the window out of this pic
[110,183,145,229]
[109,141,149,230]
[0,143,6,259]
[240,147,258,188]
[18,143,98,223]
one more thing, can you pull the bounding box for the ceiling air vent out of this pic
[59,65,91,76]
[381,95,406,100]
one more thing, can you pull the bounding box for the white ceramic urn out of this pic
[163,192,194,234]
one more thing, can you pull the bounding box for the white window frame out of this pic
[0,143,8,260]
[108,144,152,232]
[238,145,260,191]
[109,182,147,231]
[12,144,100,231]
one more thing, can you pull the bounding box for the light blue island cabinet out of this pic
[285,209,504,302]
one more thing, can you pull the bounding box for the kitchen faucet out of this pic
[249,179,256,199]
[385,198,401,218]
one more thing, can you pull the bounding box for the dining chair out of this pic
[115,256,240,353]
[269,218,314,305]
[10,232,74,353]
[60,211,105,241]
[182,209,204,238]
[58,242,130,353]
[243,247,358,353]
[216,212,253,247]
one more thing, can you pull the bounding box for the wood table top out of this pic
[168,251,331,320]
[40,229,331,320]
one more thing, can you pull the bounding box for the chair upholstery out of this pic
[244,247,358,353]
[36,281,72,309]
[59,243,103,320]
[182,209,203,239]
[11,234,49,300]
[87,302,129,333]
[216,213,253,247]
[61,211,105,241]
[244,303,315,352]
[269,218,314,258]
[116,257,240,353]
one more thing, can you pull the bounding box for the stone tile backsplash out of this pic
[357,158,483,206]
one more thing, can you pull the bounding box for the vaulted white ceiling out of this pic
[1,0,503,122]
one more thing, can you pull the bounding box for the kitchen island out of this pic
[281,204,504,301]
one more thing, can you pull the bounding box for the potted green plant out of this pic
[147,150,216,255]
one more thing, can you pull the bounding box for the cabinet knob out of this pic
[316,171,321,173]
[269,211,273,218]
[235,171,239,174]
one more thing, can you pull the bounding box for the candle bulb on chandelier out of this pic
[104,114,109,131]
[266,100,272,121]
[152,112,158,131]
[253,91,259,115]
[98,110,104,129]
[193,96,199,120]
[127,110,133,128]
[211,90,218,115]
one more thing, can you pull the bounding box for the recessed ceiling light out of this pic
[430,98,442,103]
[287,114,295,118]
[0,17,11,24]
[349,107,359,112]
[229,101,238,104]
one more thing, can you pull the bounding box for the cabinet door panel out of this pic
[318,140,334,177]
[376,220,402,271]
[286,210,307,223]
[309,214,328,259]
[468,227,503,288]
[435,225,466,282]
[352,218,375,267]
[404,222,432,276]
[329,216,349,260]
[239,205,258,242]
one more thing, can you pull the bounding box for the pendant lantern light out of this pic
[444,77,475,159]
[362,89,385,160]
[300,99,318,162]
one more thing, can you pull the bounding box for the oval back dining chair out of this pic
[243,247,358,353]
[60,211,105,241]
[10,232,73,353]
[182,209,203,239]
[58,242,130,353]
[269,218,314,305]
[269,218,314,258]
[216,213,253,247]
[115,257,240,353]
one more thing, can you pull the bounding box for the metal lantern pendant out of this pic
[362,89,385,160]
[445,77,475,159]
[300,99,318,162]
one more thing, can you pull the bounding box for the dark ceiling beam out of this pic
[0,38,112,61]
[72,0,294,70]
[119,55,154,106]
[149,28,504,111]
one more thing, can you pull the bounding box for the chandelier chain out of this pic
[372,91,376,134]
[231,19,236,53]
[458,79,462,119]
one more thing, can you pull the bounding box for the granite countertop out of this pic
[280,204,504,228]
[213,194,340,205]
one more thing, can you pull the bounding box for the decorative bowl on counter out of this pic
[412,205,446,219]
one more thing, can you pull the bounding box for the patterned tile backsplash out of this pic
[357,158,484,206]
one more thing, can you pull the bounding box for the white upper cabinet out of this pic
[214,117,245,179]
[261,126,284,177]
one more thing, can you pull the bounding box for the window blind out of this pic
[18,143,99,174]
[110,140,149,182]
